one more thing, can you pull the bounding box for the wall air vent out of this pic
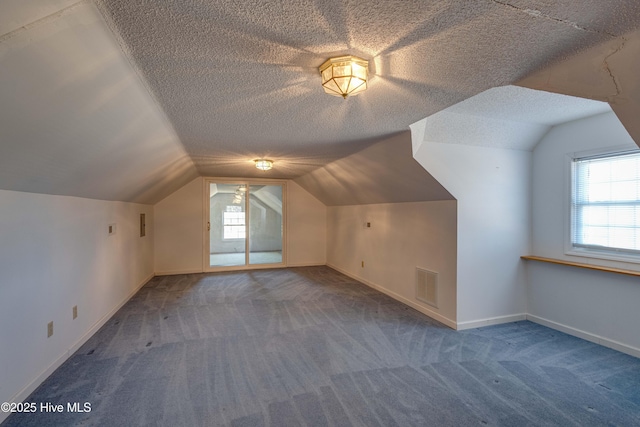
[416,267,438,308]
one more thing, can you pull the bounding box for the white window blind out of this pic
[223,207,245,239]
[572,150,640,255]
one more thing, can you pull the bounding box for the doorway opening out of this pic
[205,180,285,270]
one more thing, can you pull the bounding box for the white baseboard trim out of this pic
[526,314,640,359]
[156,264,327,275]
[456,314,527,331]
[149,268,640,359]
[287,262,326,267]
[155,268,203,276]
[1,273,154,424]
[327,263,457,330]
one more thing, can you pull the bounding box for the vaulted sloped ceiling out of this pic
[295,131,452,206]
[1,1,640,204]
[0,1,198,204]
[518,27,640,147]
[93,0,640,179]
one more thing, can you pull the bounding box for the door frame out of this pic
[203,177,287,272]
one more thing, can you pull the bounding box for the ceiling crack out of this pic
[0,0,89,43]
[602,37,627,100]
[487,0,618,38]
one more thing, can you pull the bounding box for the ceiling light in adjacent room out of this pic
[319,55,368,99]
[255,159,273,171]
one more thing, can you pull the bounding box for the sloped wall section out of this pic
[0,2,198,204]
[294,132,453,206]
[410,117,531,328]
[518,28,640,150]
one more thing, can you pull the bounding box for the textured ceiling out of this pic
[2,1,640,205]
[0,0,79,36]
[446,85,611,127]
[94,0,640,178]
[420,86,611,151]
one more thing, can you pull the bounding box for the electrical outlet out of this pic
[73,305,78,319]
[108,223,116,236]
[47,321,53,338]
[361,261,364,268]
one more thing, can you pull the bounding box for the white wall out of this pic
[529,112,640,354]
[154,177,204,274]
[531,112,638,264]
[326,201,457,327]
[0,190,153,420]
[287,181,326,266]
[153,178,326,273]
[411,126,531,327]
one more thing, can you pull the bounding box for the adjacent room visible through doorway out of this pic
[207,180,285,270]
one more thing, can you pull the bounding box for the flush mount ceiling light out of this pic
[254,159,273,171]
[319,55,368,99]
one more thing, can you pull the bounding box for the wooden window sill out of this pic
[521,255,640,278]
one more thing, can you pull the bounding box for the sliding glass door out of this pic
[207,180,284,270]
[208,182,247,267]
[248,184,283,265]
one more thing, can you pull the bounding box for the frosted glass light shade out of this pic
[319,56,368,99]
[254,159,273,171]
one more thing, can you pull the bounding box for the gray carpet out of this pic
[3,266,640,426]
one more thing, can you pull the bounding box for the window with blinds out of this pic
[572,150,640,256]
[223,206,245,240]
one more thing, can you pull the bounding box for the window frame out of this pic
[222,208,246,240]
[565,146,640,264]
